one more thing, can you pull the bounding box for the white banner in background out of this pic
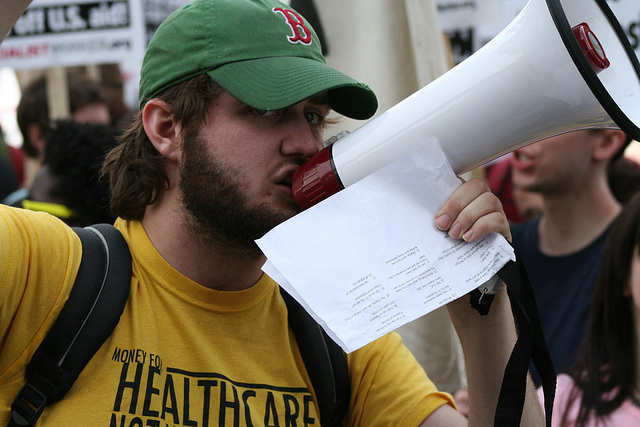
[0,0,145,70]
[436,0,501,30]
[608,0,640,52]
[143,0,189,44]
[440,0,640,64]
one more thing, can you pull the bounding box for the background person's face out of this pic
[510,131,599,195]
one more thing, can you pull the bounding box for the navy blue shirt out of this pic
[512,217,609,386]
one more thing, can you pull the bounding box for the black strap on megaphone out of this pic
[469,250,556,427]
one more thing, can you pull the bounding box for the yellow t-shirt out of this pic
[0,205,454,426]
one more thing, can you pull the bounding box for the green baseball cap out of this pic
[139,0,378,120]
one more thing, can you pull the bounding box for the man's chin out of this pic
[256,208,301,241]
[278,200,304,219]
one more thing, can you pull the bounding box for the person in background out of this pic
[607,149,640,204]
[486,138,640,229]
[13,120,119,227]
[0,157,18,203]
[3,70,112,206]
[510,129,630,385]
[454,132,638,416]
[15,70,111,183]
[67,63,136,130]
[484,156,544,225]
[539,191,640,426]
[0,124,25,187]
[0,128,18,202]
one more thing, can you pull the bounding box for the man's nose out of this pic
[280,117,322,158]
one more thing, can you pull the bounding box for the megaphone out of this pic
[293,0,640,210]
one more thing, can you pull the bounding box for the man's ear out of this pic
[593,129,628,162]
[142,99,181,162]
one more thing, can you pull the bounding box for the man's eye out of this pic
[254,109,279,117]
[305,111,323,125]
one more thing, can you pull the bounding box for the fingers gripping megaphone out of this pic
[293,0,640,211]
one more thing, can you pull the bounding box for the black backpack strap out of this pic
[10,224,131,427]
[279,288,350,427]
[471,251,556,427]
[495,256,556,427]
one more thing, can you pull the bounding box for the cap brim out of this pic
[208,57,378,120]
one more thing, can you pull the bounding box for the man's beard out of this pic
[179,133,295,258]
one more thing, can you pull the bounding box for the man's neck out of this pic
[536,184,621,257]
[141,197,266,292]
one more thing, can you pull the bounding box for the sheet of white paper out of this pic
[257,140,515,353]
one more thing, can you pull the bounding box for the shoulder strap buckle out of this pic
[10,384,47,426]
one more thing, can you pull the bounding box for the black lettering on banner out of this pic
[12,8,45,35]
[144,0,186,43]
[446,27,474,65]
[48,5,86,32]
[9,1,130,38]
[628,19,640,49]
[437,0,477,12]
[145,0,186,26]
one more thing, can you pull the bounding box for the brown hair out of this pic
[17,70,107,159]
[563,191,640,426]
[102,74,223,219]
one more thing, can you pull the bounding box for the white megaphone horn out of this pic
[292,0,640,210]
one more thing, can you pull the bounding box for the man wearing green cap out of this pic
[0,0,544,425]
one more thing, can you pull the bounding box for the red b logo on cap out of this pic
[273,7,312,45]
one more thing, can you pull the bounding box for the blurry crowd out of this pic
[1,66,132,227]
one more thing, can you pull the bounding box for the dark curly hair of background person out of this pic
[44,120,121,225]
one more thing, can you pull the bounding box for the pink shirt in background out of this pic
[537,374,640,426]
